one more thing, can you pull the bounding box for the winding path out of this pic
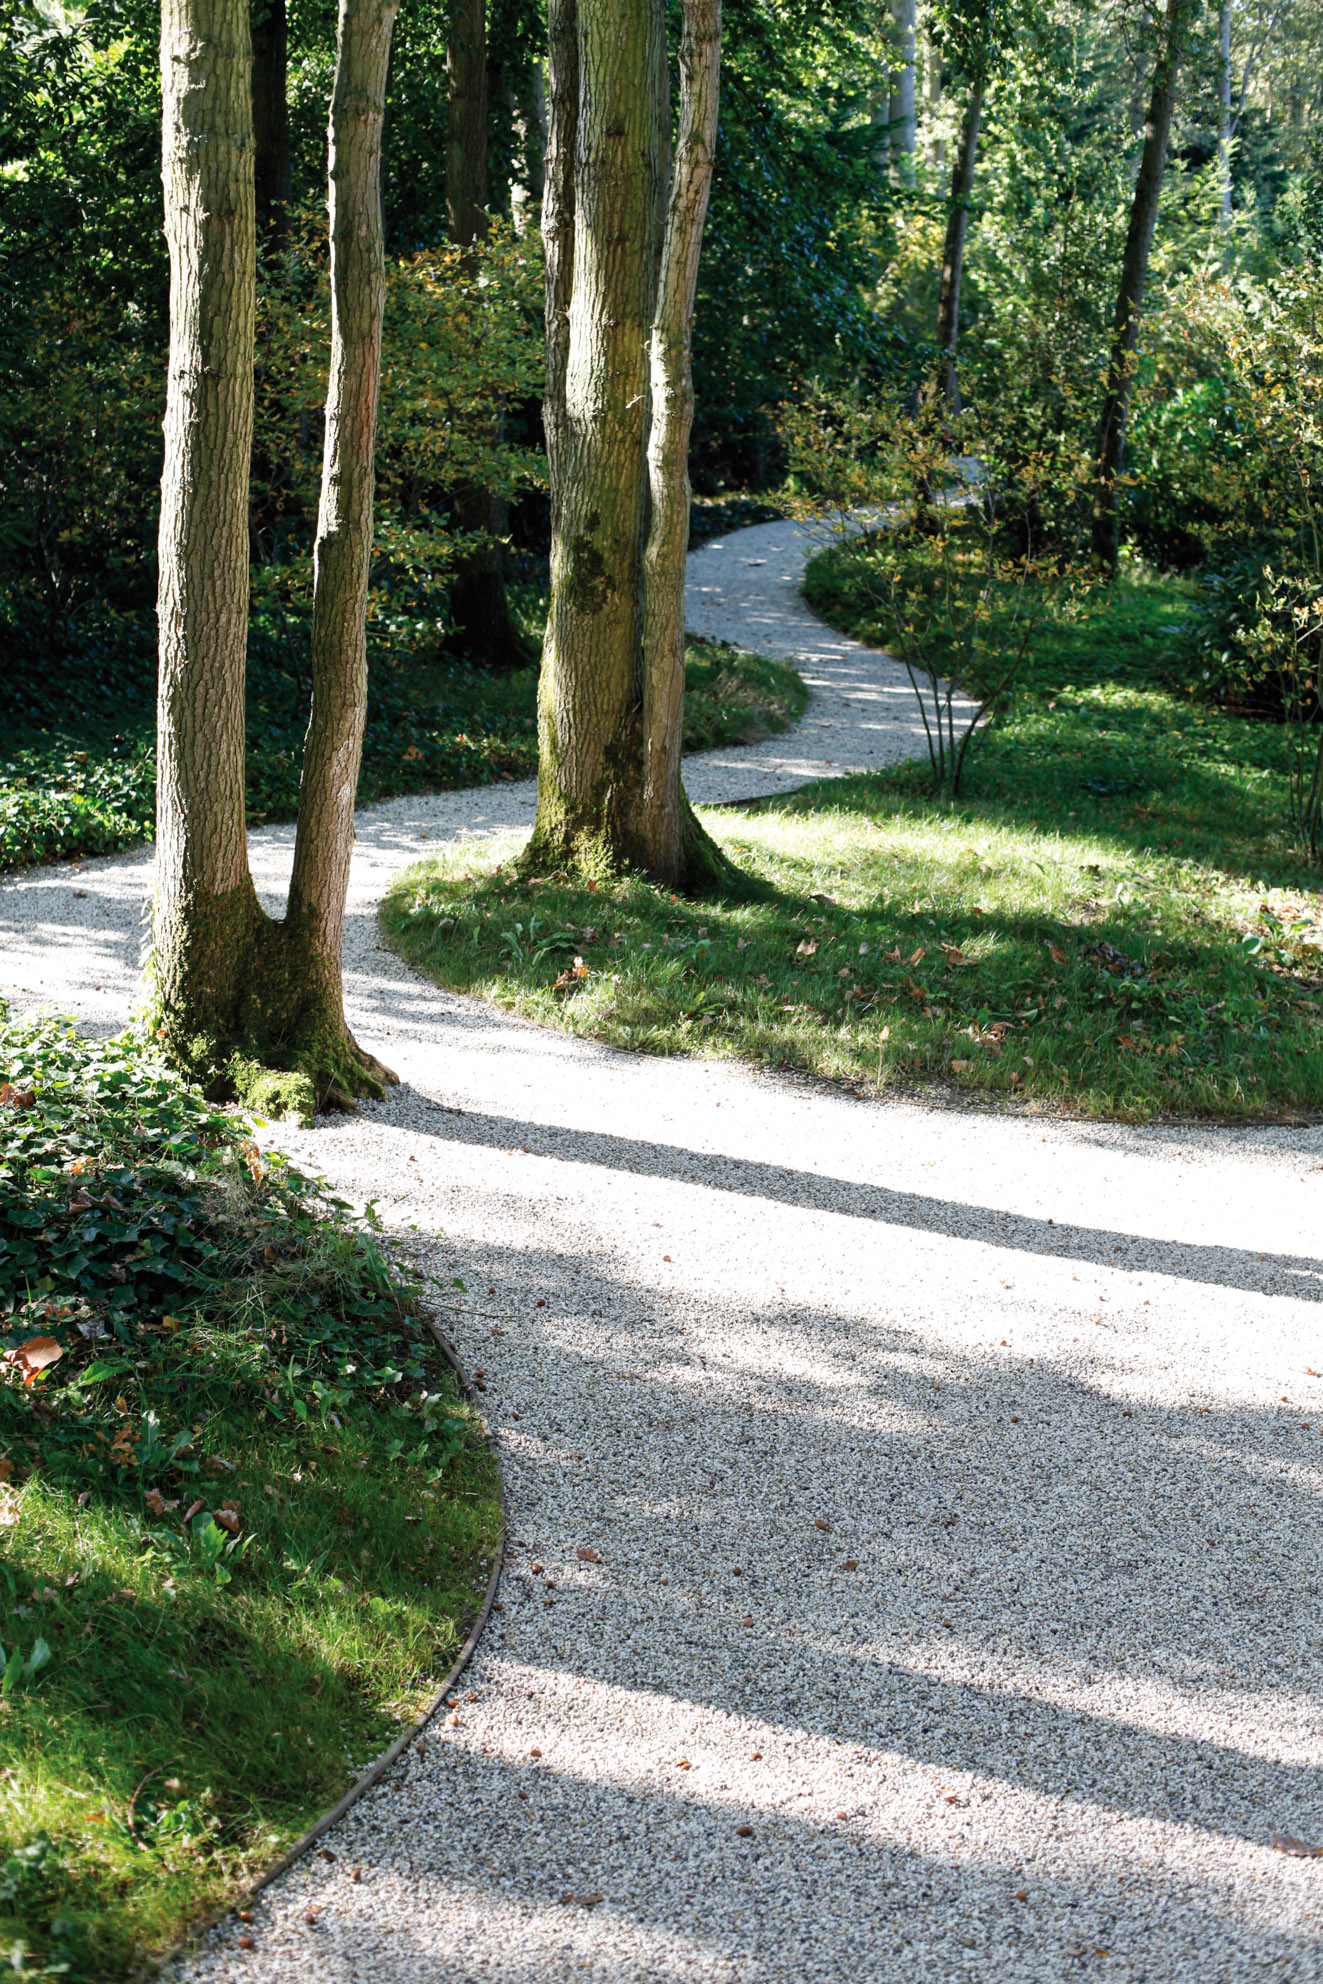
[5,522,1323,1983]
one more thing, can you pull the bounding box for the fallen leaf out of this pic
[909,947,926,965]
[735,1824,754,1838]
[1048,944,1067,965]
[4,1337,64,1386]
[213,1508,241,1534]
[576,1547,601,1563]
[796,939,818,957]
[1272,1831,1323,1857]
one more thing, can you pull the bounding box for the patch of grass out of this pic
[0,641,802,875]
[802,523,1208,703]
[0,1012,499,1980]
[380,727,1323,1121]
[681,639,807,750]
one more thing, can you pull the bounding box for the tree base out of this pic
[520,784,772,902]
[146,883,397,1128]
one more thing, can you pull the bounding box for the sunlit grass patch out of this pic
[381,767,1323,1122]
[0,1016,500,1980]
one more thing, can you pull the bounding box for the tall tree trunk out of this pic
[935,77,983,414]
[889,0,916,183]
[637,0,730,886]
[445,0,539,668]
[251,0,291,244]
[283,0,399,1105]
[1218,0,1233,229]
[1090,0,1190,573]
[446,0,489,245]
[924,17,943,172]
[526,0,737,890]
[153,0,396,1124]
[525,0,659,873]
[154,0,261,1054]
[509,65,546,233]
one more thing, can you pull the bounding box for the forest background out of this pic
[0,0,1321,868]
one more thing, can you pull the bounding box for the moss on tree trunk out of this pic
[526,0,743,897]
[152,0,399,1124]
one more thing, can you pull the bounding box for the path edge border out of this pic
[141,1310,506,1980]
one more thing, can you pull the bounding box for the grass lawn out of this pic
[382,549,1323,1124]
[0,1013,499,1981]
[0,637,802,876]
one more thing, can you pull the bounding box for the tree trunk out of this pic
[888,0,916,184]
[526,0,739,891]
[283,0,399,1108]
[251,0,291,245]
[1218,0,1233,229]
[153,0,397,1125]
[637,0,734,887]
[1090,0,1190,573]
[446,0,489,246]
[445,0,539,669]
[924,20,943,172]
[524,0,659,875]
[154,0,261,1059]
[935,77,983,414]
[509,65,546,233]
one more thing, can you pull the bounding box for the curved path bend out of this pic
[3,522,1323,1983]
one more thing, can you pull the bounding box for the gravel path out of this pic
[5,524,1323,1982]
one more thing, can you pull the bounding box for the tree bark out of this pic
[1090,0,1190,573]
[445,0,539,669]
[509,65,546,233]
[447,0,489,247]
[637,0,731,886]
[889,0,917,183]
[526,0,739,891]
[525,0,660,875]
[283,0,399,1106]
[154,0,261,1055]
[924,20,943,172]
[153,0,397,1124]
[1218,0,1233,228]
[935,77,983,414]
[251,0,291,244]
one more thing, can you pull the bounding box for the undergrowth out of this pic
[0,639,802,874]
[0,1012,499,1980]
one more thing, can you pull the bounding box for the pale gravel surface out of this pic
[4,523,1323,1981]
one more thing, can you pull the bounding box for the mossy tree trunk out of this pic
[526,0,739,893]
[153,0,398,1126]
[1090,0,1190,574]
